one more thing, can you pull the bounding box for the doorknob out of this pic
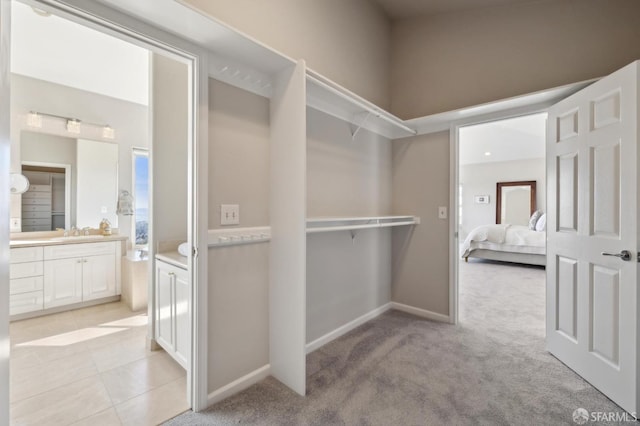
[601,250,633,261]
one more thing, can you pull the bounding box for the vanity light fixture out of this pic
[66,119,81,134]
[26,111,42,128]
[102,125,115,139]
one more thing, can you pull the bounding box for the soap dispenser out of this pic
[100,218,112,236]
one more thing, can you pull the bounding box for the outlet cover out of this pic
[10,217,20,231]
[438,206,447,219]
[220,204,240,225]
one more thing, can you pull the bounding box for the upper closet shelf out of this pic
[306,71,417,140]
[307,216,420,234]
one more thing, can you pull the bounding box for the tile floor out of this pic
[9,301,189,425]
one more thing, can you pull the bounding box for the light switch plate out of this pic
[221,204,240,225]
[438,206,447,219]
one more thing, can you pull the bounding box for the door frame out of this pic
[2,0,209,412]
[449,105,556,324]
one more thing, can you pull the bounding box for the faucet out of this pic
[82,227,91,236]
[56,228,68,237]
[71,226,79,237]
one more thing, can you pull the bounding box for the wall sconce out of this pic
[26,111,42,128]
[25,110,116,140]
[102,125,115,139]
[66,119,81,134]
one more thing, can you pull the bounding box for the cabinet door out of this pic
[155,263,175,352]
[174,268,190,368]
[44,258,83,308]
[82,254,116,301]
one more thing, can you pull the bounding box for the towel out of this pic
[178,242,190,257]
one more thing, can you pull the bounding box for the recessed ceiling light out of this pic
[484,152,491,156]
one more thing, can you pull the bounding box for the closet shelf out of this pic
[306,216,419,234]
[306,71,417,140]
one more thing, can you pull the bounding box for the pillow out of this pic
[535,213,547,232]
[528,210,543,230]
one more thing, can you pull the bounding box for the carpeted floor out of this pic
[166,259,625,425]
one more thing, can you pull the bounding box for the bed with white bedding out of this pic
[460,223,546,266]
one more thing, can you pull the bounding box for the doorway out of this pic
[455,113,547,326]
[6,0,196,423]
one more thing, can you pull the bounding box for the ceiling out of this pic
[374,0,543,19]
[459,113,546,165]
[11,1,149,106]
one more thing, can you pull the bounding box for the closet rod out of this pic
[307,75,417,136]
[306,220,417,234]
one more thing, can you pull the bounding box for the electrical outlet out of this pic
[438,206,447,219]
[101,206,108,214]
[10,217,20,231]
[220,204,240,226]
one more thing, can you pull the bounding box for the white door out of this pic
[43,258,83,308]
[82,254,116,301]
[547,61,639,413]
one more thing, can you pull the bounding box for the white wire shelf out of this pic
[306,216,420,234]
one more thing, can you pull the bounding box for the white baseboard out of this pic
[305,303,392,354]
[207,364,271,406]
[390,302,451,323]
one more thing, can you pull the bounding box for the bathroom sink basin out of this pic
[52,235,107,242]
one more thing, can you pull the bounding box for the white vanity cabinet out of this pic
[9,247,45,315]
[43,242,118,309]
[155,257,189,369]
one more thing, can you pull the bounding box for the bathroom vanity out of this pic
[9,235,127,319]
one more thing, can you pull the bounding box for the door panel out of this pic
[547,60,639,414]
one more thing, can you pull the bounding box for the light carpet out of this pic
[166,259,624,425]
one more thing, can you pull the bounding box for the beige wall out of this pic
[392,131,450,316]
[181,0,391,109]
[390,0,640,118]
[208,80,270,228]
[207,79,270,392]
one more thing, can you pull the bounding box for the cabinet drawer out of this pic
[22,211,52,219]
[10,276,44,295]
[22,218,52,226]
[22,198,51,206]
[23,225,53,232]
[23,191,51,199]
[44,241,116,260]
[22,204,52,212]
[10,291,44,315]
[27,184,51,192]
[10,262,44,279]
[11,247,43,264]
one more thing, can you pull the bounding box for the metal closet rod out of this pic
[306,74,417,135]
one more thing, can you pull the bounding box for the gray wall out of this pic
[391,132,450,316]
[460,158,545,239]
[151,54,188,244]
[390,0,640,118]
[207,79,270,391]
[306,108,392,342]
[182,0,391,109]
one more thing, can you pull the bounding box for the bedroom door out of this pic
[546,61,639,414]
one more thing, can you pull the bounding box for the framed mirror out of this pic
[496,180,536,225]
[18,131,118,233]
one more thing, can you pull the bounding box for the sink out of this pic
[52,235,107,242]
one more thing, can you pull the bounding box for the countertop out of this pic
[10,234,128,248]
[155,251,188,269]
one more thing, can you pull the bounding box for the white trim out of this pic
[449,126,458,325]
[390,302,451,323]
[305,303,392,354]
[207,364,271,406]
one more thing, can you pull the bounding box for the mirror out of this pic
[496,180,536,226]
[18,131,118,233]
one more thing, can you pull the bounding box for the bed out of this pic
[460,223,546,266]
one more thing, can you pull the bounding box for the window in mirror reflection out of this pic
[133,148,149,250]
